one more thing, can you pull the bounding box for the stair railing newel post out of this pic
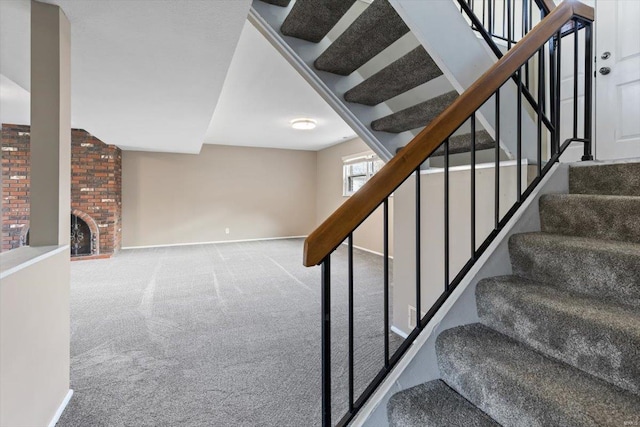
[582,20,594,161]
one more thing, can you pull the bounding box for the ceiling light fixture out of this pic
[290,118,317,130]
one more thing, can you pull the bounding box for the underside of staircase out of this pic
[387,160,640,426]
[253,0,497,161]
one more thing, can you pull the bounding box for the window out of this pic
[343,152,384,196]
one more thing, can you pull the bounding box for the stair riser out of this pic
[540,195,640,244]
[387,380,499,427]
[436,325,640,427]
[509,235,640,308]
[570,162,640,197]
[477,281,640,394]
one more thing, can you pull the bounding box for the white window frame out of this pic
[342,151,384,197]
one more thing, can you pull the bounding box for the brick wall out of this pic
[1,125,30,251]
[1,124,122,256]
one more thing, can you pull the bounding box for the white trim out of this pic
[342,150,377,164]
[121,236,307,250]
[339,241,394,260]
[48,389,73,427]
[353,244,394,260]
[421,159,529,175]
[390,326,408,339]
[350,163,561,426]
[0,245,69,280]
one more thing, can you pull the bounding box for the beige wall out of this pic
[393,162,535,334]
[0,248,70,427]
[316,138,393,256]
[122,144,317,247]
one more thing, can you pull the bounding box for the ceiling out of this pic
[204,21,356,151]
[0,0,356,153]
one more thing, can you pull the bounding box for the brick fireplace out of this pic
[1,124,122,257]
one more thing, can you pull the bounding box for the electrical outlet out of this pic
[225,227,230,234]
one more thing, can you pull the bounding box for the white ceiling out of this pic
[204,21,356,151]
[1,0,251,154]
[0,1,356,153]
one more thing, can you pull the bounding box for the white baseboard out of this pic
[122,236,307,250]
[48,389,73,427]
[339,241,394,260]
[390,325,408,339]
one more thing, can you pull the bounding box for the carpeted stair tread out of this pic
[476,275,640,394]
[344,47,442,106]
[570,161,640,196]
[281,0,357,43]
[387,380,499,427]
[314,0,409,76]
[437,324,640,427]
[509,232,640,308]
[540,193,640,244]
[260,0,292,7]
[432,130,495,156]
[371,91,458,133]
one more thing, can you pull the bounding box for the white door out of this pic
[595,0,640,160]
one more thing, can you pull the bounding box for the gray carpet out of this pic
[387,380,498,427]
[436,324,640,427]
[260,0,291,7]
[371,90,458,134]
[389,161,640,425]
[314,0,409,76]
[344,47,443,106]
[281,0,357,43]
[57,238,401,426]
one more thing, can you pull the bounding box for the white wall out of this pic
[316,137,394,256]
[122,144,317,247]
[0,247,71,427]
[392,161,534,334]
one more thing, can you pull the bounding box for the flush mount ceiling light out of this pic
[290,118,317,130]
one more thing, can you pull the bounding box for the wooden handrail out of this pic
[304,0,593,267]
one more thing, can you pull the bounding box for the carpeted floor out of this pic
[58,238,401,426]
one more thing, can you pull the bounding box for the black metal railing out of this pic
[315,5,593,426]
[457,0,555,113]
[459,0,552,48]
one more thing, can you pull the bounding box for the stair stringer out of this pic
[353,163,570,427]
[389,0,540,163]
[249,1,412,161]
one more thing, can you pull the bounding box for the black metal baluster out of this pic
[482,0,487,29]
[321,256,331,427]
[415,168,421,328]
[549,34,557,156]
[444,138,450,291]
[495,89,501,229]
[537,47,543,177]
[517,68,523,202]
[502,0,506,40]
[471,114,477,258]
[507,0,512,47]
[488,0,493,37]
[573,19,579,140]
[555,30,562,156]
[583,22,594,160]
[347,234,354,413]
[383,199,390,367]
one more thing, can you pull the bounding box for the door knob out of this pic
[599,67,611,75]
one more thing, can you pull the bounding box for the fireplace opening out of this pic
[71,214,94,257]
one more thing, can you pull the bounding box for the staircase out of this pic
[387,160,640,426]
[252,0,498,161]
